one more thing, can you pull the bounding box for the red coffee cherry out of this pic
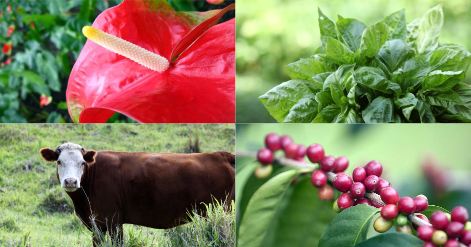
[380,187,399,205]
[318,184,334,201]
[355,198,371,206]
[417,225,435,242]
[446,222,464,238]
[370,200,384,208]
[352,167,367,182]
[311,170,327,188]
[432,230,448,246]
[297,144,307,158]
[350,182,365,199]
[398,196,416,215]
[306,144,325,163]
[257,148,274,165]
[332,156,348,173]
[265,133,281,151]
[280,135,293,150]
[337,193,354,211]
[423,242,437,247]
[451,206,469,224]
[364,160,383,177]
[413,196,428,213]
[444,239,460,247]
[374,178,390,193]
[320,155,336,172]
[460,230,471,245]
[431,211,450,230]
[381,204,399,220]
[363,175,379,192]
[284,143,299,159]
[333,174,353,193]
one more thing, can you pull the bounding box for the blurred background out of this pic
[0,0,234,123]
[236,124,471,211]
[236,0,471,123]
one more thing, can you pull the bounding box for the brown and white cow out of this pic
[39,143,235,246]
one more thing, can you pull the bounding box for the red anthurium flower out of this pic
[6,6,11,13]
[2,43,12,54]
[39,94,52,108]
[207,0,225,4]
[7,25,14,37]
[66,0,235,123]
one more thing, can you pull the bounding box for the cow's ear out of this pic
[83,150,97,164]
[40,148,58,162]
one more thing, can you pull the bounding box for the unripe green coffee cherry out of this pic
[396,214,408,226]
[396,224,413,234]
[465,221,471,231]
[333,199,341,213]
[254,165,273,179]
[374,216,393,233]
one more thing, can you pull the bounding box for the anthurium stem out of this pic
[82,26,169,72]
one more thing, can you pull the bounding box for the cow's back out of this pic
[88,151,234,229]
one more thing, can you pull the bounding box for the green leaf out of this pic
[354,67,396,94]
[421,70,462,93]
[415,5,443,54]
[431,45,471,75]
[359,22,389,58]
[333,108,357,123]
[417,100,436,123]
[324,37,355,65]
[442,105,471,122]
[238,170,298,247]
[284,98,318,123]
[78,0,93,21]
[259,80,317,123]
[406,18,420,44]
[22,14,58,29]
[337,16,366,52]
[313,72,333,85]
[323,64,355,107]
[318,204,379,247]
[315,91,334,112]
[375,39,412,73]
[57,101,68,110]
[312,105,341,123]
[362,96,394,123]
[395,93,418,120]
[285,55,334,82]
[421,205,450,219]
[425,90,463,108]
[381,9,407,41]
[353,232,423,247]
[35,52,61,92]
[318,8,339,44]
[453,82,471,105]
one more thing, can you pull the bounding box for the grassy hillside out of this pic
[0,124,235,246]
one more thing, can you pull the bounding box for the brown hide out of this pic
[64,151,235,234]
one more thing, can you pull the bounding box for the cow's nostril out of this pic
[65,178,78,187]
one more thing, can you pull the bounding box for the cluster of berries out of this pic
[255,133,471,247]
[416,206,471,247]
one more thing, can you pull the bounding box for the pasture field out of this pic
[0,124,235,246]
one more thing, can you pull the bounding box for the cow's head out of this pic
[39,143,97,192]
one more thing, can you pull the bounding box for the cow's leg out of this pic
[92,226,107,247]
[109,224,123,245]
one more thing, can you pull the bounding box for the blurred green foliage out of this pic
[236,0,471,122]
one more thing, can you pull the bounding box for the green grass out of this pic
[0,124,235,246]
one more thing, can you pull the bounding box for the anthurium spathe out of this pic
[66,0,235,123]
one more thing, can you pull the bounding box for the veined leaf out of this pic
[453,82,471,105]
[259,80,318,123]
[313,72,333,85]
[354,67,396,94]
[323,64,355,107]
[285,55,335,82]
[362,96,394,123]
[375,39,412,73]
[442,105,471,122]
[318,8,340,44]
[333,108,357,123]
[415,5,443,54]
[395,93,418,121]
[359,22,389,58]
[431,45,471,75]
[406,18,420,44]
[324,37,355,65]
[417,100,436,123]
[284,98,319,123]
[353,232,423,247]
[381,9,407,41]
[337,16,366,52]
[422,70,462,92]
[312,104,341,123]
[315,91,334,112]
[318,204,379,247]
[425,91,463,109]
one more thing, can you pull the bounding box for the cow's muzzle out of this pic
[63,178,79,191]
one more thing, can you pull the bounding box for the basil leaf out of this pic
[443,105,471,122]
[318,8,339,44]
[259,80,317,123]
[381,9,406,41]
[315,91,334,112]
[416,100,436,123]
[285,55,335,82]
[421,70,462,92]
[354,67,397,94]
[312,104,341,123]
[431,45,471,75]
[415,5,443,54]
[453,82,471,105]
[395,93,418,121]
[323,64,355,107]
[313,72,333,85]
[284,98,318,123]
[425,90,463,109]
[337,16,366,52]
[362,96,394,123]
[375,39,413,72]
[324,37,355,65]
[333,108,357,123]
[406,18,420,44]
[359,22,389,58]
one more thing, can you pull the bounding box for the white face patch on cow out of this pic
[56,143,86,192]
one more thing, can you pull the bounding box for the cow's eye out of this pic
[82,162,86,166]
[57,160,62,165]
